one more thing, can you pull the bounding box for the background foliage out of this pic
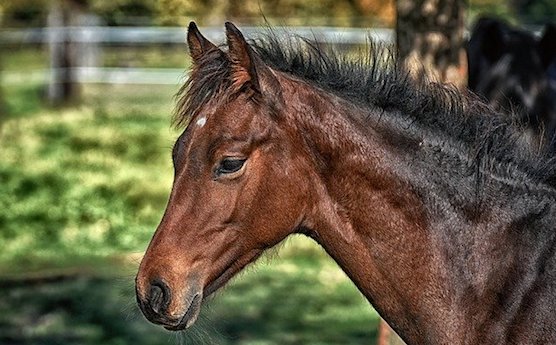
[1,1,553,344]
[2,0,554,27]
[1,0,394,27]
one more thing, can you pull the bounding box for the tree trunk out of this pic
[396,0,467,88]
[47,0,82,105]
[0,52,5,121]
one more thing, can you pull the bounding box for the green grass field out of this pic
[0,65,380,344]
[1,82,175,268]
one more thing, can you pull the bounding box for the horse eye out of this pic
[216,158,246,176]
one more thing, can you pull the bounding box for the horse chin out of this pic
[163,292,203,331]
[164,249,263,331]
[203,248,263,298]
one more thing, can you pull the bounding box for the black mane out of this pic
[175,31,556,188]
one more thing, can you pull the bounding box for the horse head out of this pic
[135,23,318,330]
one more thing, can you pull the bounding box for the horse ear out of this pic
[224,22,281,101]
[538,23,556,70]
[187,22,221,64]
[480,19,507,63]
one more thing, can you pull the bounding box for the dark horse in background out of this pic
[468,17,556,152]
[136,22,556,344]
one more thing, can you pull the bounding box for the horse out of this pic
[467,17,556,151]
[136,22,556,344]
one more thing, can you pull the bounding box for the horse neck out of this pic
[279,75,556,344]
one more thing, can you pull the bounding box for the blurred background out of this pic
[1,1,555,344]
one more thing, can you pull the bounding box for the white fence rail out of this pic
[1,26,394,86]
[3,67,188,85]
[0,26,393,45]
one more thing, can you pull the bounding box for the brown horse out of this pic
[136,22,556,344]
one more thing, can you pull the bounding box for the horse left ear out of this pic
[225,22,281,103]
[187,22,222,65]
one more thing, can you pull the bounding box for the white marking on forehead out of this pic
[196,117,207,128]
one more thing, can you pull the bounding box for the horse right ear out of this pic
[225,22,283,108]
[187,22,221,64]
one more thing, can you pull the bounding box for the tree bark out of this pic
[396,0,467,88]
[0,52,5,121]
[47,0,83,105]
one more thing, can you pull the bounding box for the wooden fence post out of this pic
[77,13,101,70]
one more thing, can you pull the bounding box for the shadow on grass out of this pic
[0,274,169,345]
[0,258,379,345]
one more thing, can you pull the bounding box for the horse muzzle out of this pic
[136,277,203,331]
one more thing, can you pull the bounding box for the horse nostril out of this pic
[148,280,170,315]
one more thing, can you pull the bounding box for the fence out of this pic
[1,26,394,87]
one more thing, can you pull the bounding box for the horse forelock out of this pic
[173,49,232,129]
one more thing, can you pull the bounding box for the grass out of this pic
[0,80,380,344]
[1,46,49,71]
[206,239,380,345]
[102,46,189,68]
[2,45,188,71]
[0,82,176,268]
[0,238,379,345]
